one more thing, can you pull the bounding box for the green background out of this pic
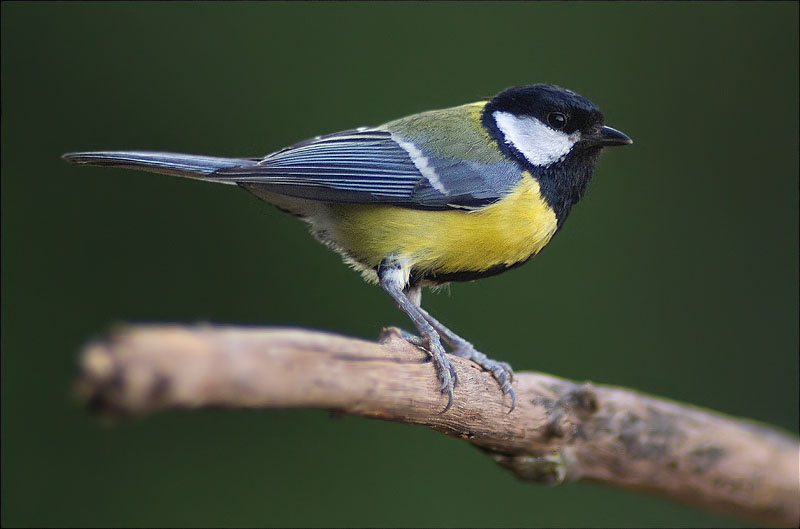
[2,2,798,527]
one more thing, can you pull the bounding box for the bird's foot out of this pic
[382,327,457,411]
[451,342,516,411]
[421,334,458,412]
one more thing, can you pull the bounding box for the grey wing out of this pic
[213,129,428,206]
[211,129,522,210]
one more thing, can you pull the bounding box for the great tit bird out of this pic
[63,84,631,412]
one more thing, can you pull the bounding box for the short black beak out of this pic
[596,125,633,146]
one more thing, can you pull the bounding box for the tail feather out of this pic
[61,151,258,183]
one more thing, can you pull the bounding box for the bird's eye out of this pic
[547,112,567,130]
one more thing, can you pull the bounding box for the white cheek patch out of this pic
[493,111,580,166]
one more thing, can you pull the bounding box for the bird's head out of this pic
[482,84,632,169]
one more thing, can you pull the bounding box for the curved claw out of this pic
[488,362,516,412]
[504,381,517,412]
[507,388,517,413]
[449,360,459,388]
[438,372,450,391]
[425,336,456,412]
[441,388,454,413]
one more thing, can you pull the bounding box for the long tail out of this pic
[61,151,258,184]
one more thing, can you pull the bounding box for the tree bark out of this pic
[76,324,799,527]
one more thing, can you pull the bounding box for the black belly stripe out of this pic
[408,256,533,286]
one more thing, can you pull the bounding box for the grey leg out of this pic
[407,285,422,308]
[378,261,457,411]
[394,286,427,345]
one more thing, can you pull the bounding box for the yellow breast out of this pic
[326,172,558,282]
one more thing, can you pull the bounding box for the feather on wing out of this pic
[213,124,522,209]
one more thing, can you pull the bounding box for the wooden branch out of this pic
[76,324,799,527]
